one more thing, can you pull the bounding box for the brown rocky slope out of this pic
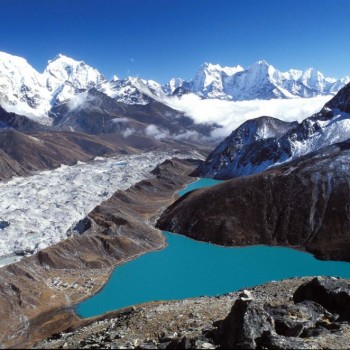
[0,129,122,180]
[0,128,209,181]
[157,140,350,261]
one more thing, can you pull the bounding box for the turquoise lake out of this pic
[77,178,350,318]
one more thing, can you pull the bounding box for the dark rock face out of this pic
[194,83,350,179]
[325,82,350,114]
[293,277,350,321]
[215,292,274,349]
[172,86,193,97]
[216,278,350,349]
[0,106,48,131]
[158,140,350,261]
[0,221,9,229]
[192,116,297,179]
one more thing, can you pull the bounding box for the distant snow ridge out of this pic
[171,61,350,101]
[0,150,201,267]
[100,76,165,105]
[0,50,348,122]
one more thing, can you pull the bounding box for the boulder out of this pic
[293,277,350,321]
[215,296,274,349]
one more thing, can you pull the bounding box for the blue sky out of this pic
[0,0,349,83]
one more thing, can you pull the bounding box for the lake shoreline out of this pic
[35,276,350,349]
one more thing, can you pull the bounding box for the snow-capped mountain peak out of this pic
[44,54,104,104]
[0,51,50,121]
[162,77,184,94]
[100,76,165,105]
[248,59,270,69]
[0,52,106,120]
[111,75,119,82]
[189,62,244,99]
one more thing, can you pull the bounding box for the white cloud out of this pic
[122,127,134,138]
[145,124,170,140]
[67,91,96,112]
[162,94,332,139]
[172,130,200,140]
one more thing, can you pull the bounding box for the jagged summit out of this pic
[110,74,119,82]
[48,53,77,64]
[248,60,270,69]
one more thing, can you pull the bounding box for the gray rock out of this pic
[293,277,350,321]
[165,336,195,349]
[159,331,178,343]
[215,297,275,349]
[266,300,335,337]
[256,332,318,349]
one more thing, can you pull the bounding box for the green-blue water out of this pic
[177,178,222,196]
[77,178,350,318]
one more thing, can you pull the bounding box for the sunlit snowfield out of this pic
[0,151,198,266]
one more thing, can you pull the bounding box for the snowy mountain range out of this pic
[0,51,349,124]
[193,83,350,179]
[178,61,350,100]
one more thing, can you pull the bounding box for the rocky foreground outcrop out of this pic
[158,140,350,261]
[33,277,350,349]
[0,157,199,348]
[216,277,350,349]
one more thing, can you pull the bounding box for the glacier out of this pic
[0,150,201,267]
